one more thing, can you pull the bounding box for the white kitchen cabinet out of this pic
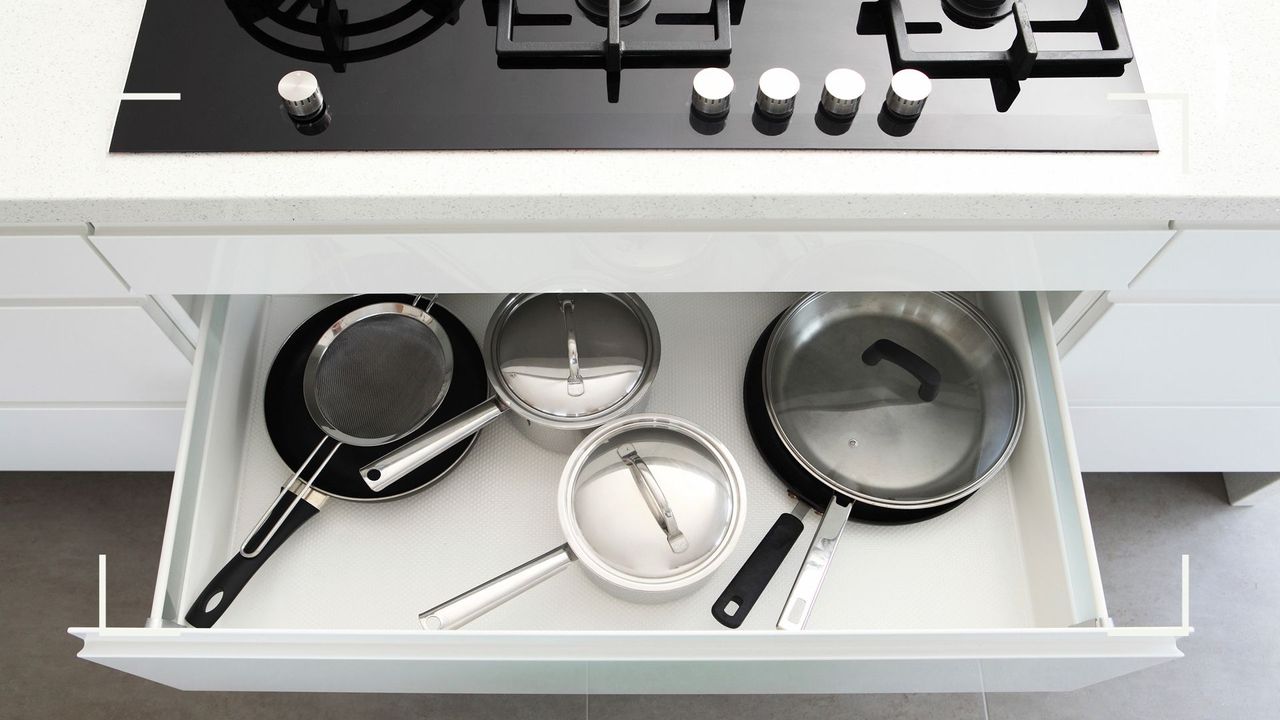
[69,292,1186,694]
[1126,229,1280,297]
[0,406,186,472]
[1062,302,1280,406]
[0,298,194,471]
[1059,225,1280,472]
[1070,406,1280,473]
[0,302,193,402]
[85,225,1173,294]
[0,225,128,297]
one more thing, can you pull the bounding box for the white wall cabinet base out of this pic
[69,292,1186,693]
[0,406,184,472]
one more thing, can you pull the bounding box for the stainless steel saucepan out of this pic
[362,293,661,492]
[419,414,747,629]
[712,292,1025,630]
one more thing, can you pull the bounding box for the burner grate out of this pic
[858,0,1135,111]
[488,0,743,102]
[227,0,464,72]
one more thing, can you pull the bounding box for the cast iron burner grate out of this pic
[857,0,1135,111]
[485,0,744,102]
[227,0,464,72]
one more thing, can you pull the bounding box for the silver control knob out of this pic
[885,69,932,119]
[691,68,734,118]
[756,68,800,118]
[820,68,866,118]
[278,70,324,120]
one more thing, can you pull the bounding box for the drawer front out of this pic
[71,629,1179,694]
[0,303,192,402]
[70,292,1184,694]
[1071,406,1280,473]
[89,227,1172,294]
[1128,229,1280,296]
[0,406,184,471]
[1062,302,1280,405]
[0,228,127,297]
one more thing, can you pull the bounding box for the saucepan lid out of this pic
[763,292,1024,509]
[485,293,660,427]
[559,414,746,591]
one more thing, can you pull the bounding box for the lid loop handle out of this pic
[617,442,689,553]
[560,296,586,397]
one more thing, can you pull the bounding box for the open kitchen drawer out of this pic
[70,292,1188,694]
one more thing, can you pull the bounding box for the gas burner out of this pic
[858,0,1136,111]
[941,0,1014,28]
[227,0,463,72]
[576,0,652,26]
[487,0,744,102]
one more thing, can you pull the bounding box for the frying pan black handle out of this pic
[711,511,806,628]
[862,339,941,402]
[184,490,320,628]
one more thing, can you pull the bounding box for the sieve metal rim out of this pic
[301,301,455,447]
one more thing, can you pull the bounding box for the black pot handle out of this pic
[712,509,806,628]
[184,489,320,628]
[862,339,941,402]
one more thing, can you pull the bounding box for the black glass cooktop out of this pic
[111,0,1157,152]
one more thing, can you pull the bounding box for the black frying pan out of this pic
[710,314,968,629]
[184,294,487,628]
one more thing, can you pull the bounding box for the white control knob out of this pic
[691,68,734,118]
[885,69,931,119]
[820,69,866,118]
[756,68,800,118]
[278,70,324,120]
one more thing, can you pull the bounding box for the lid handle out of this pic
[617,443,689,554]
[861,339,941,402]
[560,296,586,397]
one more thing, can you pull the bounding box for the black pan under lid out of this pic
[764,292,1022,507]
[743,315,967,524]
[263,294,488,501]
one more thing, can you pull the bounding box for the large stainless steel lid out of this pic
[560,415,746,589]
[763,292,1024,509]
[485,293,660,426]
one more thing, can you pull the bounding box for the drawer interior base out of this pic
[171,292,1089,632]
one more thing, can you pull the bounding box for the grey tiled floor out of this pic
[1,472,1276,719]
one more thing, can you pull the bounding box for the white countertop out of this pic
[2,0,1278,228]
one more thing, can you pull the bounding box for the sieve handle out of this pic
[560,297,585,397]
[361,398,505,492]
[617,443,688,553]
[776,494,853,631]
[419,544,576,630]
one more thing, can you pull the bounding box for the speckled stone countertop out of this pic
[1,0,1277,228]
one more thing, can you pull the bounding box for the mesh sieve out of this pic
[310,312,452,444]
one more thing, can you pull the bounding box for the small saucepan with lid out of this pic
[419,414,747,629]
[363,293,661,492]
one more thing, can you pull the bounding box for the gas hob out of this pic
[111,0,1157,152]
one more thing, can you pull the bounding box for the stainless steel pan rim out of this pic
[483,292,662,429]
[558,413,748,593]
[761,291,1026,511]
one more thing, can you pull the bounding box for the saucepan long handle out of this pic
[362,397,506,492]
[419,544,576,630]
[776,495,854,631]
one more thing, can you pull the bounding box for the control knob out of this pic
[756,68,800,118]
[278,70,325,121]
[885,69,931,119]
